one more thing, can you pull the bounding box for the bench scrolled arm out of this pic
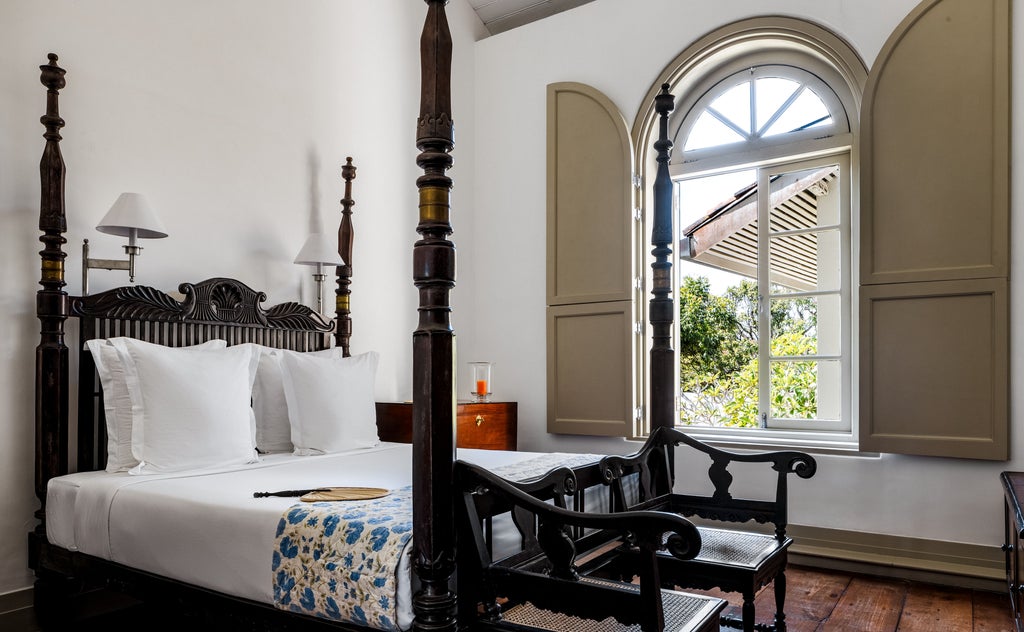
[455,460,702,565]
[776,452,817,479]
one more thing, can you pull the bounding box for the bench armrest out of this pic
[456,460,701,580]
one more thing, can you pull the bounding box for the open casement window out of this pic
[546,82,638,437]
[671,65,854,436]
[858,0,1010,459]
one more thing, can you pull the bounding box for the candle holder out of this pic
[469,361,493,403]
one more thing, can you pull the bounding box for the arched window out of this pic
[634,19,866,441]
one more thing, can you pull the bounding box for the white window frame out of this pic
[662,67,856,445]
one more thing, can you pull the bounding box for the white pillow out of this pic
[242,344,348,453]
[280,350,380,455]
[85,338,227,472]
[111,339,260,473]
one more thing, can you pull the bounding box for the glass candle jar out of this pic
[469,361,493,403]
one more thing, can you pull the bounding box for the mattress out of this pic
[45,442,551,629]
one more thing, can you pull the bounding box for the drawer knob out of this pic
[476,415,485,427]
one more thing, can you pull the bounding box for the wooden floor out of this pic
[689,565,1014,631]
[2,566,1016,631]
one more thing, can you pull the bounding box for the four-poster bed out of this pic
[29,2,814,631]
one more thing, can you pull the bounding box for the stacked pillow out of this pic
[86,338,380,474]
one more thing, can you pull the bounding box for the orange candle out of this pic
[475,379,488,395]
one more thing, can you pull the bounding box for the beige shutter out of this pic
[546,82,636,436]
[859,0,1010,458]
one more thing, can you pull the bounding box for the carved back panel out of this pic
[72,278,333,471]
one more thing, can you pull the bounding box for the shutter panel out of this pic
[859,0,1010,459]
[546,82,635,436]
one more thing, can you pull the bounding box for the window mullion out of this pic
[757,166,771,428]
[707,106,752,141]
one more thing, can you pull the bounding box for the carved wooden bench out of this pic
[455,460,726,632]
[598,427,817,632]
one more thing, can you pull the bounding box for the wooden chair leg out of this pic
[742,591,755,632]
[773,570,787,632]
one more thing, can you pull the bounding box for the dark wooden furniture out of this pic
[30,52,389,632]
[1002,472,1024,631]
[455,461,725,632]
[600,427,814,632]
[376,401,517,450]
[29,4,804,632]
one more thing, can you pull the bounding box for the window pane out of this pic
[678,169,756,233]
[710,81,751,135]
[769,229,841,293]
[763,87,831,137]
[755,77,799,133]
[770,294,841,357]
[769,359,841,420]
[768,165,841,232]
[684,111,745,151]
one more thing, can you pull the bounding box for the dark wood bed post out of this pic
[649,85,676,486]
[34,53,70,535]
[335,156,356,356]
[412,1,458,631]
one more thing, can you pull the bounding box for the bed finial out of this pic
[412,1,458,631]
[650,84,675,432]
[35,53,70,532]
[335,157,356,356]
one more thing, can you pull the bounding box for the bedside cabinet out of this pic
[376,401,517,451]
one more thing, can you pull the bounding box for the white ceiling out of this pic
[468,0,596,35]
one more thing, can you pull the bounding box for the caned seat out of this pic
[500,579,723,632]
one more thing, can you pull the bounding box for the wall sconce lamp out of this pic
[294,233,344,314]
[82,193,168,295]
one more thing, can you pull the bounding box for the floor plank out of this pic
[750,566,850,630]
[972,589,1014,632]
[821,576,907,632]
[896,583,973,632]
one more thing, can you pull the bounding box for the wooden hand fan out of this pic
[253,487,390,502]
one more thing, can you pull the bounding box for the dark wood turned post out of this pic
[650,85,676,487]
[35,53,70,534]
[335,157,356,356]
[412,1,458,631]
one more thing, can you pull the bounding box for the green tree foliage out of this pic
[679,275,818,427]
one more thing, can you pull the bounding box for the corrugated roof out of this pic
[681,166,839,291]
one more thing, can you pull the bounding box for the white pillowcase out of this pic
[242,344,349,453]
[280,350,380,455]
[85,338,227,473]
[111,339,260,473]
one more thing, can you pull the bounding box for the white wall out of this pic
[471,0,1023,548]
[0,0,483,595]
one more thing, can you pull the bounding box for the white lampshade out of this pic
[294,233,344,266]
[95,192,168,239]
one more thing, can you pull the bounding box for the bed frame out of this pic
[30,51,387,630]
[31,3,806,632]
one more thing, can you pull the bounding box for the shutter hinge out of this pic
[634,207,642,221]
[634,276,643,290]
[760,413,768,428]
[635,406,644,421]
[632,173,642,188]
[635,321,644,334]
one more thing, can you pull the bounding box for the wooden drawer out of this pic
[376,401,517,451]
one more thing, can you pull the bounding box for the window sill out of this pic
[654,427,880,458]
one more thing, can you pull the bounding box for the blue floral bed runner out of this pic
[272,452,600,631]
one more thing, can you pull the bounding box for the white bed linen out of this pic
[46,442,542,630]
